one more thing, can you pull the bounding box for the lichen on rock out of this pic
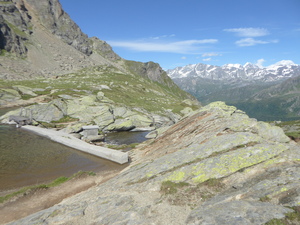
[10,101,299,225]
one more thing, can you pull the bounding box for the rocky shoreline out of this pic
[5,102,300,225]
[0,169,123,225]
[21,125,129,164]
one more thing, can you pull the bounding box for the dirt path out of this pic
[0,170,120,225]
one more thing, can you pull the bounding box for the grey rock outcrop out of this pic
[9,102,300,224]
[0,93,178,132]
[0,1,29,56]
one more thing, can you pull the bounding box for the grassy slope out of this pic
[0,65,197,114]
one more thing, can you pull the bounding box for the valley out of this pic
[1,0,300,224]
[168,61,300,121]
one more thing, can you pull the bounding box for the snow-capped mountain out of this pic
[167,60,300,83]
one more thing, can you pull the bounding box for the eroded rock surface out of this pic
[8,102,300,225]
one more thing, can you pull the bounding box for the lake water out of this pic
[105,131,149,145]
[0,108,132,192]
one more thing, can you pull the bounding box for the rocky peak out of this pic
[0,0,177,88]
[20,0,92,55]
[0,0,30,56]
[168,61,300,83]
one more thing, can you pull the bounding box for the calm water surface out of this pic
[105,131,149,145]
[0,108,127,191]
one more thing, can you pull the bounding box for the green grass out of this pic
[0,65,196,116]
[0,49,7,56]
[159,178,226,207]
[285,132,300,139]
[5,20,27,38]
[259,195,271,202]
[51,115,79,123]
[107,142,139,150]
[160,181,190,195]
[20,94,34,100]
[0,171,96,204]
[265,206,300,225]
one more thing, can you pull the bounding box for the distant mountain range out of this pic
[167,61,300,121]
[167,60,300,83]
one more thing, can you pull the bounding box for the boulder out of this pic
[112,106,129,118]
[81,135,105,142]
[12,85,37,97]
[96,91,113,103]
[127,114,153,127]
[180,107,193,116]
[0,88,21,101]
[105,118,135,131]
[28,103,64,123]
[93,107,115,129]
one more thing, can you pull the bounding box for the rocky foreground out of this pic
[7,101,300,225]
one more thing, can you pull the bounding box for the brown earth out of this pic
[0,170,121,224]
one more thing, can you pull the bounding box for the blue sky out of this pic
[60,0,300,70]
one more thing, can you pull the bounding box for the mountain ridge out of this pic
[0,0,198,133]
[167,61,300,120]
[0,0,179,90]
[167,60,300,82]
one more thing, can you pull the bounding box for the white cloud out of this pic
[151,34,176,40]
[224,28,270,37]
[181,56,187,60]
[108,39,218,54]
[201,52,222,57]
[255,58,265,68]
[203,58,212,62]
[235,38,278,47]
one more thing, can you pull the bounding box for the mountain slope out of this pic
[235,75,300,121]
[168,61,300,82]
[0,0,181,89]
[168,61,300,121]
[0,0,198,132]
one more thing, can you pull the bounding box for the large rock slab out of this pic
[12,85,37,97]
[7,101,300,225]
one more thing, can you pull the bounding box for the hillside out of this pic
[235,75,300,121]
[0,0,198,131]
[168,61,300,121]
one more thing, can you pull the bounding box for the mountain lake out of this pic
[0,108,148,192]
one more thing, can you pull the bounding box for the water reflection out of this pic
[105,131,149,145]
[0,122,125,191]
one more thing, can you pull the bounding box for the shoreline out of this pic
[0,168,123,225]
[21,125,129,164]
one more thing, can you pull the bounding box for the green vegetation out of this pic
[51,115,79,124]
[259,195,271,202]
[0,49,7,56]
[0,64,196,116]
[229,89,300,121]
[159,178,225,207]
[160,181,189,195]
[0,1,13,5]
[272,120,300,140]
[5,20,27,37]
[107,143,139,150]
[20,94,34,100]
[285,132,300,139]
[0,171,96,204]
[265,206,300,225]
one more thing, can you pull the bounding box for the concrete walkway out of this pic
[22,125,129,164]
